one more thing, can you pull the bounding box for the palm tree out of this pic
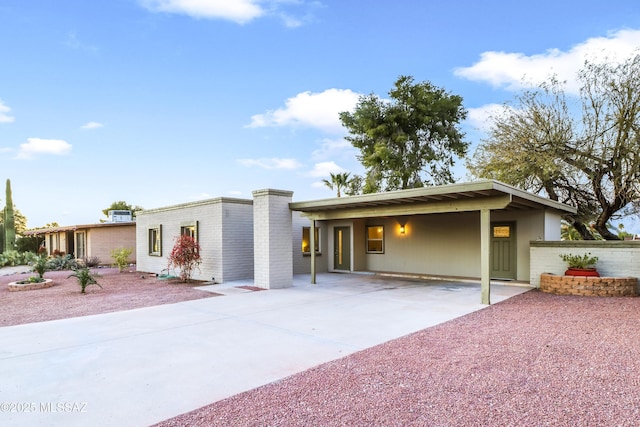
[322,172,351,197]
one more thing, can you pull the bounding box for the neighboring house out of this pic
[25,213,136,264]
[136,180,576,304]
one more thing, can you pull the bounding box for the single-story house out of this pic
[136,180,576,304]
[25,220,137,264]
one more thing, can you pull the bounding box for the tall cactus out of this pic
[5,179,15,252]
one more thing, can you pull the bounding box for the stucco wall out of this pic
[292,212,329,275]
[318,209,555,282]
[86,224,136,264]
[530,241,640,287]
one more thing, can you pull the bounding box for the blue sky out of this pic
[1,0,640,229]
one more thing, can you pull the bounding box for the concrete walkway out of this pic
[0,273,531,427]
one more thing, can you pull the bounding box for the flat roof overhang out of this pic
[290,180,576,220]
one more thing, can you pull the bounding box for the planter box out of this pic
[8,279,54,292]
[540,273,637,297]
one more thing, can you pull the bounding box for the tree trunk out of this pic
[572,220,596,240]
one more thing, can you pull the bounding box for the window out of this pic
[148,225,162,256]
[181,221,199,242]
[302,227,321,254]
[366,225,384,253]
[76,232,86,259]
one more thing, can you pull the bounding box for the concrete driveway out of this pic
[0,273,531,427]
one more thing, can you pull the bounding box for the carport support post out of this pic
[480,208,491,305]
[310,219,316,284]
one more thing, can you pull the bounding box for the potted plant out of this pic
[559,252,600,277]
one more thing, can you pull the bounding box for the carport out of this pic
[290,180,576,304]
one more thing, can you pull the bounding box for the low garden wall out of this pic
[539,273,637,297]
[530,241,640,296]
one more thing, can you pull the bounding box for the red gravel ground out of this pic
[0,267,218,327]
[154,290,640,427]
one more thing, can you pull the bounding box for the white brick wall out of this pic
[253,189,293,289]
[530,241,640,287]
[136,197,253,282]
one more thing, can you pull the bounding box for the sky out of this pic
[1,0,640,229]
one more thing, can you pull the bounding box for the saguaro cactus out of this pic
[4,179,15,252]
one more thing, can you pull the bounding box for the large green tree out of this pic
[339,75,468,193]
[468,54,640,240]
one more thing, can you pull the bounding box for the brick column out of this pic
[252,189,293,289]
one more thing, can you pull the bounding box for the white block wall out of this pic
[530,241,640,287]
[135,197,253,282]
[253,189,293,289]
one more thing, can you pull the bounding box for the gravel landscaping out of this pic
[154,290,640,427]
[0,267,218,327]
[3,266,639,426]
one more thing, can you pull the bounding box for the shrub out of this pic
[559,253,598,269]
[110,247,132,272]
[0,250,37,267]
[47,254,79,271]
[30,254,49,279]
[82,256,101,268]
[167,235,201,282]
[16,235,43,253]
[68,267,102,294]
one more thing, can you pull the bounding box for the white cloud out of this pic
[139,0,264,24]
[81,121,104,130]
[455,28,640,94]
[237,157,302,169]
[308,161,345,178]
[311,137,355,160]
[0,99,15,123]
[465,103,507,132]
[248,88,361,134]
[17,138,72,159]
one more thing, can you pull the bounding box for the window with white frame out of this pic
[366,225,384,253]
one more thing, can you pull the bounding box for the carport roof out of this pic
[290,180,576,218]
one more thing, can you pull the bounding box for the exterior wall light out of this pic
[399,224,406,235]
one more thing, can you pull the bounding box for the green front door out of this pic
[333,227,351,271]
[490,222,516,280]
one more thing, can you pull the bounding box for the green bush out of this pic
[0,250,37,267]
[110,247,132,272]
[559,253,598,269]
[68,267,102,294]
[15,236,43,253]
[30,254,49,279]
[47,254,79,271]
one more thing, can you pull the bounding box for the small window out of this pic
[493,225,510,238]
[149,225,162,256]
[302,227,321,254]
[366,226,384,253]
[181,221,199,242]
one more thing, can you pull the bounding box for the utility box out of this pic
[108,210,133,223]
